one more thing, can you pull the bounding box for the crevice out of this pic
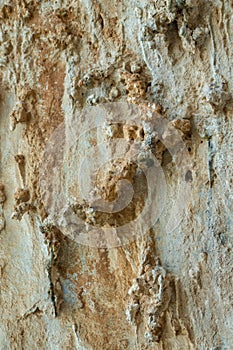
[208,138,215,189]
[206,137,216,237]
[47,251,58,317]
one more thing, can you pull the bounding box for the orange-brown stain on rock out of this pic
[25,58,65,207]
[56,241,138,349]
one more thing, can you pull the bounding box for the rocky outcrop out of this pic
[0,0,232,349]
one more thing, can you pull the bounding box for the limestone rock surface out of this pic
[0,0,233,349]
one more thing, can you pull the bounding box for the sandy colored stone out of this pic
[0,0,232,349]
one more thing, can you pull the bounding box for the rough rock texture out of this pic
[0,0,233,349]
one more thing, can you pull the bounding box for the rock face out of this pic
[0,1,233,349]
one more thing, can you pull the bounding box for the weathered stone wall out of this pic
[0,1,233,349]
